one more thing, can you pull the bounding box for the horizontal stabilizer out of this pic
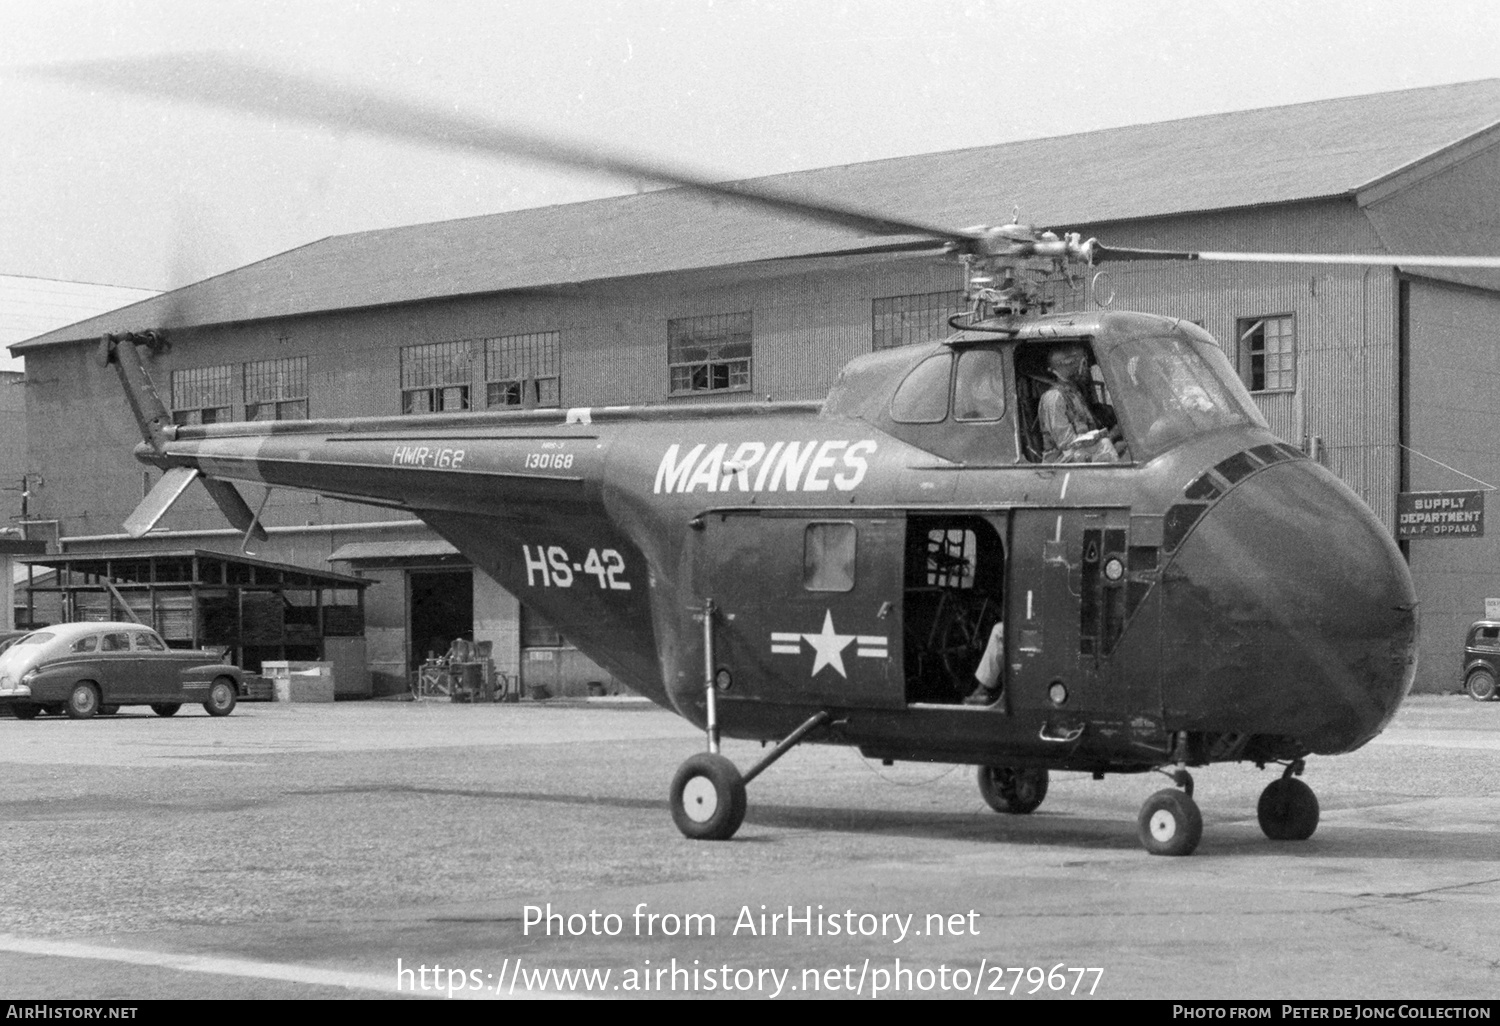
[123,466,200,538]
[201,477,270,542]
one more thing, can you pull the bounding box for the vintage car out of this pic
[0,631,28,657]
[0,621,244,719]
[1461,620,1500,702]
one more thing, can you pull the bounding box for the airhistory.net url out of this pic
[394,957,1104,998]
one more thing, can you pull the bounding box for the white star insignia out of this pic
[802,610,855,678]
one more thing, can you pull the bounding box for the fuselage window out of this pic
[804,522,857,592]
[925,528,976,588]
[889,354,952,424]
[953,349,1007,422]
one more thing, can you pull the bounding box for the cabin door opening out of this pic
[902,514,1006,705]
[409,569,473,668]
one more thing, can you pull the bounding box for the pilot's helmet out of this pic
[1047,345,1089,376]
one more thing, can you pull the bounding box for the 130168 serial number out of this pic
[522,545,631,590]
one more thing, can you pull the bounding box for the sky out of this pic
[1,0,1498,341]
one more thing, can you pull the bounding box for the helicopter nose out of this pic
[1161,457,1418,754]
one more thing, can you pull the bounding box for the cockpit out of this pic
[825,315,1268,466]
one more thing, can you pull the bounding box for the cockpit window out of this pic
[1105,336,1268,459]
[953,349,1007,422]
[889,353,952,424]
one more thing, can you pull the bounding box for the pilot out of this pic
[964,620,1005,706]
[1038,346,1121,463]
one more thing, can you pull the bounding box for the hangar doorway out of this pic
[409,568,473,668]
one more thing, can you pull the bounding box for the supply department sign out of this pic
[1397,490,1484,539]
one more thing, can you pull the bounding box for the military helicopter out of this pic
[36,56,1500,855]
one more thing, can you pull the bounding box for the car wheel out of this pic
[669,753,747,840]
[203,678,237,717]
[12,703,40,720]
[977,765,1049,814]
[1466,668,1497,702]
[99,705,120,716]
[66,682,100,720]
[151,703,181,717]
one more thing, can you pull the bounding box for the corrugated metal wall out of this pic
[1405,278,1500,689]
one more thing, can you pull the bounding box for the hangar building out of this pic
[11,79,1500,694]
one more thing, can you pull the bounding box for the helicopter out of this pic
[34,56,1500,856]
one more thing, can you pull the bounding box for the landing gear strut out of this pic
[668,598,831,840]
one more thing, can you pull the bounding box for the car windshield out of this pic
[13,632,54,646]
[1103,335,1268,459]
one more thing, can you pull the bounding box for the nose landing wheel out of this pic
[1137,787,1203,856]
[1257,773,1319,841]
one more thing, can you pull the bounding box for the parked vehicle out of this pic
[1461,621,1500,701]
[0,622,245,719]
[0,631,28,657]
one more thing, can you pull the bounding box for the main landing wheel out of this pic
[1466,668,1497,702]
[977,766,1049,814]
[1137,788,1203,856]
[1257,777,1319,841]
[669,753,747,841]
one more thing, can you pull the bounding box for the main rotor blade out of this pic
[1092,244,1500,269]
[25,52,977,245]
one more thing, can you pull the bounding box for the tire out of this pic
[12,703,40,721]
[977,765,1049,814]
[669,753,747,840]
[1137,788,1203,856]
[203,679,237,717]
[100,705,120,716]
[1465,668,1497,702]
[151,703,181,718]
[65,682,100,720]
[1257,777,1319,841]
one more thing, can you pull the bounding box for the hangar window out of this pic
[668,312,751,396]
[872,291,965,351]
[171,365,236,425]
[244,357,308,420]
[1237,315,1295,392]
[401,340,472,414]
[485,332,561,408]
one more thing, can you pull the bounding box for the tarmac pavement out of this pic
[0,694,1495,1000]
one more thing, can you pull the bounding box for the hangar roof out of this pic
[15,77,1500,352]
